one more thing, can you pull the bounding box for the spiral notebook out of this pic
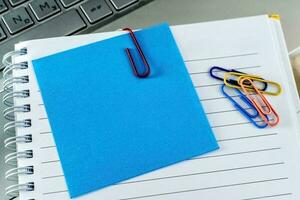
[3,15,300,200]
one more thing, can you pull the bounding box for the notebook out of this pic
[31,23,219,197]
[3,15,300,200]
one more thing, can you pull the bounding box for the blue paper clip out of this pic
[210,66,237,81]
[221,84,268,128]
[210,66,246,86]
[210,66,268,91]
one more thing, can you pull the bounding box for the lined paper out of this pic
[13,15,300,200]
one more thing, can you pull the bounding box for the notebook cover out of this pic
[32,23,219,198]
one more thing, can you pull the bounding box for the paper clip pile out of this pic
[209,66,282,128]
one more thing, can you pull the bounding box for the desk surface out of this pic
[96,0,300,51]
[1,0,300,199]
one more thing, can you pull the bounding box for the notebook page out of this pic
[13,15,300,200]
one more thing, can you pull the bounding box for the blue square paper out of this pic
[32,23,219,198]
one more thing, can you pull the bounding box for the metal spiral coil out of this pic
[3,62,28,81]
[4,134,32,151]
[3,49,35,200]
[4,119,32,137]
[3,76,29,92]
[5,166,34,181]
[5,182,34,198]
[5,150,33,166]
[3,90,30,107]
[3,104,31,121]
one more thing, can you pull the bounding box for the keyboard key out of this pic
[109,0,137,10]
[9,0,27,6]
[0,9,86,64]
[60,0,81,8]
[80,0,112,24]
[29,0,60,21]
[0,0,8,14]
[0,26,6,41]
[2,8,34,34]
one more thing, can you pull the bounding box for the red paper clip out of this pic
[123,27,151,78]
[239,77,280,127]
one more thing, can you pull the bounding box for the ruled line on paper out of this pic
[184,52,259,63]
[41,159,60,164]
[189,65,262,75]
[40,131,51,135]
[43,190,68,195]
[40,145,56,149]
[217,133,278,142]
[40,147,282,165]
[119,177,289,200]
[201,95,236,102]
[192,147,281,160]
[40,176,291,199]
[42,174,64,179]
[241,193,293,200]
[211,121,252,128]
[40,162,284,183]
[194,83,223,88]
[206,108,244,115]
[38,132,278,150]
[42,184,291,199]
[120,162,285,185]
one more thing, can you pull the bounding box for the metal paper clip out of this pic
[210,66,241,86]
[224,72,270,93]
[239,77,280,127]
[221,84,268,128]
[123,27,151,78]
[210,66,267,91]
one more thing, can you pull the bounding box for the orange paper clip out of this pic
[238,75,282,96]
[239,77,280,127]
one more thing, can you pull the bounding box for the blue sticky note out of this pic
[32,23,219,198]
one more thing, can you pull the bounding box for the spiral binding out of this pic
[3,49,35,200]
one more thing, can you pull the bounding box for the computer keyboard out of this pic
[0,0,153,69]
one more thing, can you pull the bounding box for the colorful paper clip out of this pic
[123,27,151,78]
[210,66,241,86]
[239,77,280,127]
[210,66,268,91]
[238,75,282,96]
[224,72,282,96]
[221,84,268,128]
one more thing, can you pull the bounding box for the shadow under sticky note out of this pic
[32,23,219,198]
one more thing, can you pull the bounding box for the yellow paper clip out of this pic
[238,75,282,96]
[239,77,280,127]
[269,14,281,21]
[224,72,282,96]
[224,72,264,90]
